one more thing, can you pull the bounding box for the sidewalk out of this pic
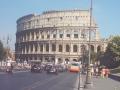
[74,74,120,90]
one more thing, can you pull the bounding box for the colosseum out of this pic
[15,10,107,64]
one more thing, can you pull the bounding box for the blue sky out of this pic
[0,0,120,50]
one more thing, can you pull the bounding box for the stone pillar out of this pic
[34,31,36,40]
[43,43,45,54]
[63,43,65,53]
[55,57,58,65]
[95,44,97,53]
[56,43,58,54]
[33,44,35,53]
[38,43,40,53]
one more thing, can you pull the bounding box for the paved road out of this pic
[0,71,120,90]
[0,71,79,90]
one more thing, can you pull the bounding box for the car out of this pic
[31,65,43,73]
[44,64,52,71]
[47,66,58,75]
[56,64,67,72]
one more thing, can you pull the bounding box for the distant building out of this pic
[15,10,107,64]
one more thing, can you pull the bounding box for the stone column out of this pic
[70,43,73,53]
[30,32,32,41]
[55,57,58,65]
[34,31,36,40]
[38,43,40,53]
[95,44,97,53]
[43,43,45,54]
[63,43,65,53]
[33,44,35,53]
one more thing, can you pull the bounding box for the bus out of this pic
[69,62,80,73]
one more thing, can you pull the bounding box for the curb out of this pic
[109,74,120,82]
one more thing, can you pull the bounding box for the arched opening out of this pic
[97,45,101,52]
[73,45,77,52]
[66,44,70,52]
[90,45,94,52]
[58,58,63,64]
[40,44,43,52]
[45,57,49,62]
[35,44,38,52]
[73,59,77,62]
[52,44,56,51]
[46,43,49,52]
[65,58,69,64]
[59,45,63,52]
[31,44,33,52]
[51,57,55,63]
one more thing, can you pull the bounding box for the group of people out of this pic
[90,66,110,78]
[100,67,110,78]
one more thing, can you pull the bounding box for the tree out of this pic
[101,36,120,68]
[0,41,4,61]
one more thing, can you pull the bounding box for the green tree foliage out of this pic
[101,36,120,68]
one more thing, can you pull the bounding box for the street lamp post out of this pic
[84,0,93,88]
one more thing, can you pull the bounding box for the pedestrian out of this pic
[95,67,99,77]
[101,67,106,78]
[91,66,94,77]
[105,67,110,78]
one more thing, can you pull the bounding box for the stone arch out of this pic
[73,59,77,62]
[97,45,101,52]
[90,45,94,52]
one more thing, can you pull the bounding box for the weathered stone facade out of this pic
[15,10,107,64]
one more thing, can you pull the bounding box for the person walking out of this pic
[95,67,99,77]
[105,67,110,78]
[101,67,106,78]
[91,66,94,77]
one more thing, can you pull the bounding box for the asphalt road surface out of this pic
[0,71,79,90]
